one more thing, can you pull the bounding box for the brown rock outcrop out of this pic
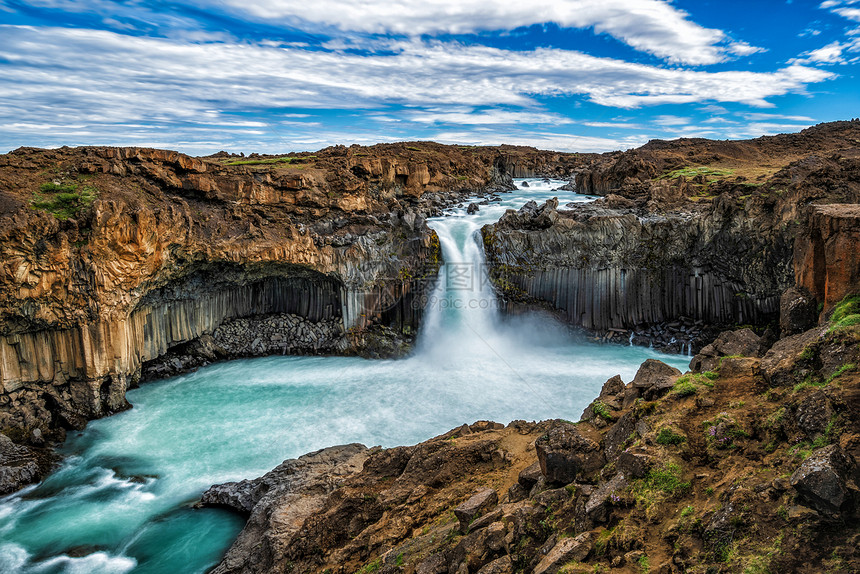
[795,203,860,312]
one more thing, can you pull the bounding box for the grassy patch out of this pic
[704,413,748,450]
[828,294,860,333]
[660,166,735,181]
[31,182,98,219]
[591,400,613,421]
[673,371,717,396]
[355,557,382,574]
[225,155,315,166]
[646,463,691,495]
[656,427,687,446]
[825,363,856,384]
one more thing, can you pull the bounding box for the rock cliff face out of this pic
[0,143,583,448]
[795,204,860,311]
[483,121,860,351]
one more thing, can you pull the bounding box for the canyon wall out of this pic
[482,198,788,350]
[484,122,860,350]
[2,142,563,435]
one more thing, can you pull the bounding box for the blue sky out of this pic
[0,0,858,154]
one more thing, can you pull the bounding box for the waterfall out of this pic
[415,215,501,362]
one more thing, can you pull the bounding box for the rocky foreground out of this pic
[201,303,860,574]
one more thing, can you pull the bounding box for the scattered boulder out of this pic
[599,375,625,398]
[603,411,637,460]
[506,482,528,503]
[616,450,651,479]
[535,423,604,484]
[796,391,834,438]
[585,473,628,522]
[533,487,570,509]
[453,521,506,571]
[468,508,504,532]
[780,286,818,336]
[690,328,761,372]
[761,327,824,387]
[417,553,448,574]
[454,488,499,533]
[476,555,513,574]
[467,203,480,214]
[532,532,592,574]
[518,461,543,490]
[790,444,855,515]
[630,359,681,401]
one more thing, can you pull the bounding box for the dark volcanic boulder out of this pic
[795,391,834,438]
[629,359,681,402]
[532,532,592,574]
[690,328,761,372]
[790,444,855,515]
[585,473,628,522]
[535,422,604,484]
[603,411,637,460]
[467,202,480,214]
[454,488,498,533]
[761,327,825,387]
[616,450,651,479]
[599,374,625,398]
[0,433,40,495]
[780,286,818,336]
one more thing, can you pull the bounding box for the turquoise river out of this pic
[0,180,690,573]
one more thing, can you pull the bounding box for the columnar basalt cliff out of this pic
[0,143,589,451]
[483,121,860,351]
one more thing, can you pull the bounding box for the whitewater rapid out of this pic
[0,179,690,574]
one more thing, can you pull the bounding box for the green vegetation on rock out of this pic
[31,182,98,219]
[828,294,860,332]
[225,155,315,166]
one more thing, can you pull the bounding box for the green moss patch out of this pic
[31,182,98,219]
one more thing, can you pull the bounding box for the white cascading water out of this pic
[0,179,690,574]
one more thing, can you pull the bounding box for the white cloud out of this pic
[0,26,834,153]
[834,7,860,20]
[583,121,643,129]
[401,109,573,125]
[181,0,757,66]
[791,36,860,64]
[728,41,767,56]
[653,115,690,126]
[427,129,648,153]
[742,112,816,121]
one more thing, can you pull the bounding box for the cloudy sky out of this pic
[1,0,858,154]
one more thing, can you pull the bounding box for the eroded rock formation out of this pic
[483,121,860,352]
[0,142,581,441]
